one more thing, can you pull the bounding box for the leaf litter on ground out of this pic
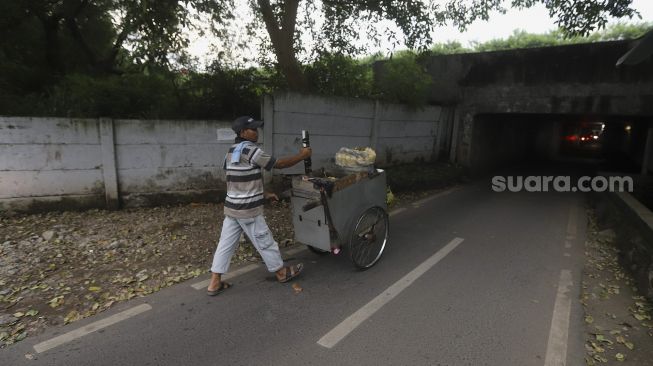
[582,210,653,365]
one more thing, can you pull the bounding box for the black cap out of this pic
[232,116,264,133]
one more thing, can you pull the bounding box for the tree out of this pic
[2,1,234,75]
[252,0,436,90]
[245,0,640,90]
[0,1,237,117]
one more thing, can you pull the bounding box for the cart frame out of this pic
[290,169,389,268]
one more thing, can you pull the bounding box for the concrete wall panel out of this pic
[0,117,99,144]
[115,144,229,170]
[378,105,441,122]
[118,166,225,193]
[273,134,372,174]
[0,170,103,199]
[1,93,444,212]
[0,144,102,171]
[269,93,442,173]
[273,93,374,117]
[377,136,436,164]
[378,120,437,138]
[114,119,232,144]
[273,111,372,136]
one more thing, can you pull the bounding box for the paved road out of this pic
[1,179,587,366]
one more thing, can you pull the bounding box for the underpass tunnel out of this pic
[468,113,653,177]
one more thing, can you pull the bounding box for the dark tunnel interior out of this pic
[468,113,653,207]
[470,113,652,174]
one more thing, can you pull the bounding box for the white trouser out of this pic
[211,215,284,274]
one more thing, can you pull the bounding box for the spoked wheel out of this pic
[348,206,389,269]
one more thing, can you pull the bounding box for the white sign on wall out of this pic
[217,128,235,142]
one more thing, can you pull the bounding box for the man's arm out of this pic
[274,147,312,169]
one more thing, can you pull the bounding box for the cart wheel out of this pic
[348,206,389,269]
[306,245,329,255]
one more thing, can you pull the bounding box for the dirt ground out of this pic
[582,211,653,365]
[0,199,298,347]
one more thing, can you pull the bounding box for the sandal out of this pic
[278,263,304,283]
[206,282,232,296]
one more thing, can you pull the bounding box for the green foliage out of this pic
[472,30,563,52]
[429,41,470,55]
[448,22,652,53]
[177,67,272,119]
[374,52,432,106]
[0,1,234,73]
[42,73,178,118]
[0,69,266,120]
[304,53,374,98]
[317,0,437,52]
[386,187,395,206]
[454,0,639,37]
[0,0,649,119]
[593,22,652,40]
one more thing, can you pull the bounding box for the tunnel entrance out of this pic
[469,113,652,176]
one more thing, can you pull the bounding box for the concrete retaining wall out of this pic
[595,190,653,300]
[0,117,234,213]
[263,93,443,175]
[1,93,445,213]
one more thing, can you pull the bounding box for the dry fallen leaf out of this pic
[633,314,649,321]
[593,354,608,363]
[292,283,303,294]
[25,309,38,317]
[64,310,80,324]
[48,295,64,308]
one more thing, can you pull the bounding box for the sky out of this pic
[434,0,653,45]
[186,0,653,68]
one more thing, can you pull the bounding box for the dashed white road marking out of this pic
[193,186,460,290]
[34,304,152,354]
[564,203,578,250]
[317,237,465,349]
[544,270,574,366]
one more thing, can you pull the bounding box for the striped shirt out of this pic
[223,141,276,219]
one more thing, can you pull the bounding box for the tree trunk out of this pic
[43,18,64,74]
[257,0,308,91]
[273,33,308,91]
[30,8,64,74]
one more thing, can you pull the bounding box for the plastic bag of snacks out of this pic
[335,147,376,169]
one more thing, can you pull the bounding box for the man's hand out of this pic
[274,147,313,169]
[299,147,312,160]
[264,192,279,201]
